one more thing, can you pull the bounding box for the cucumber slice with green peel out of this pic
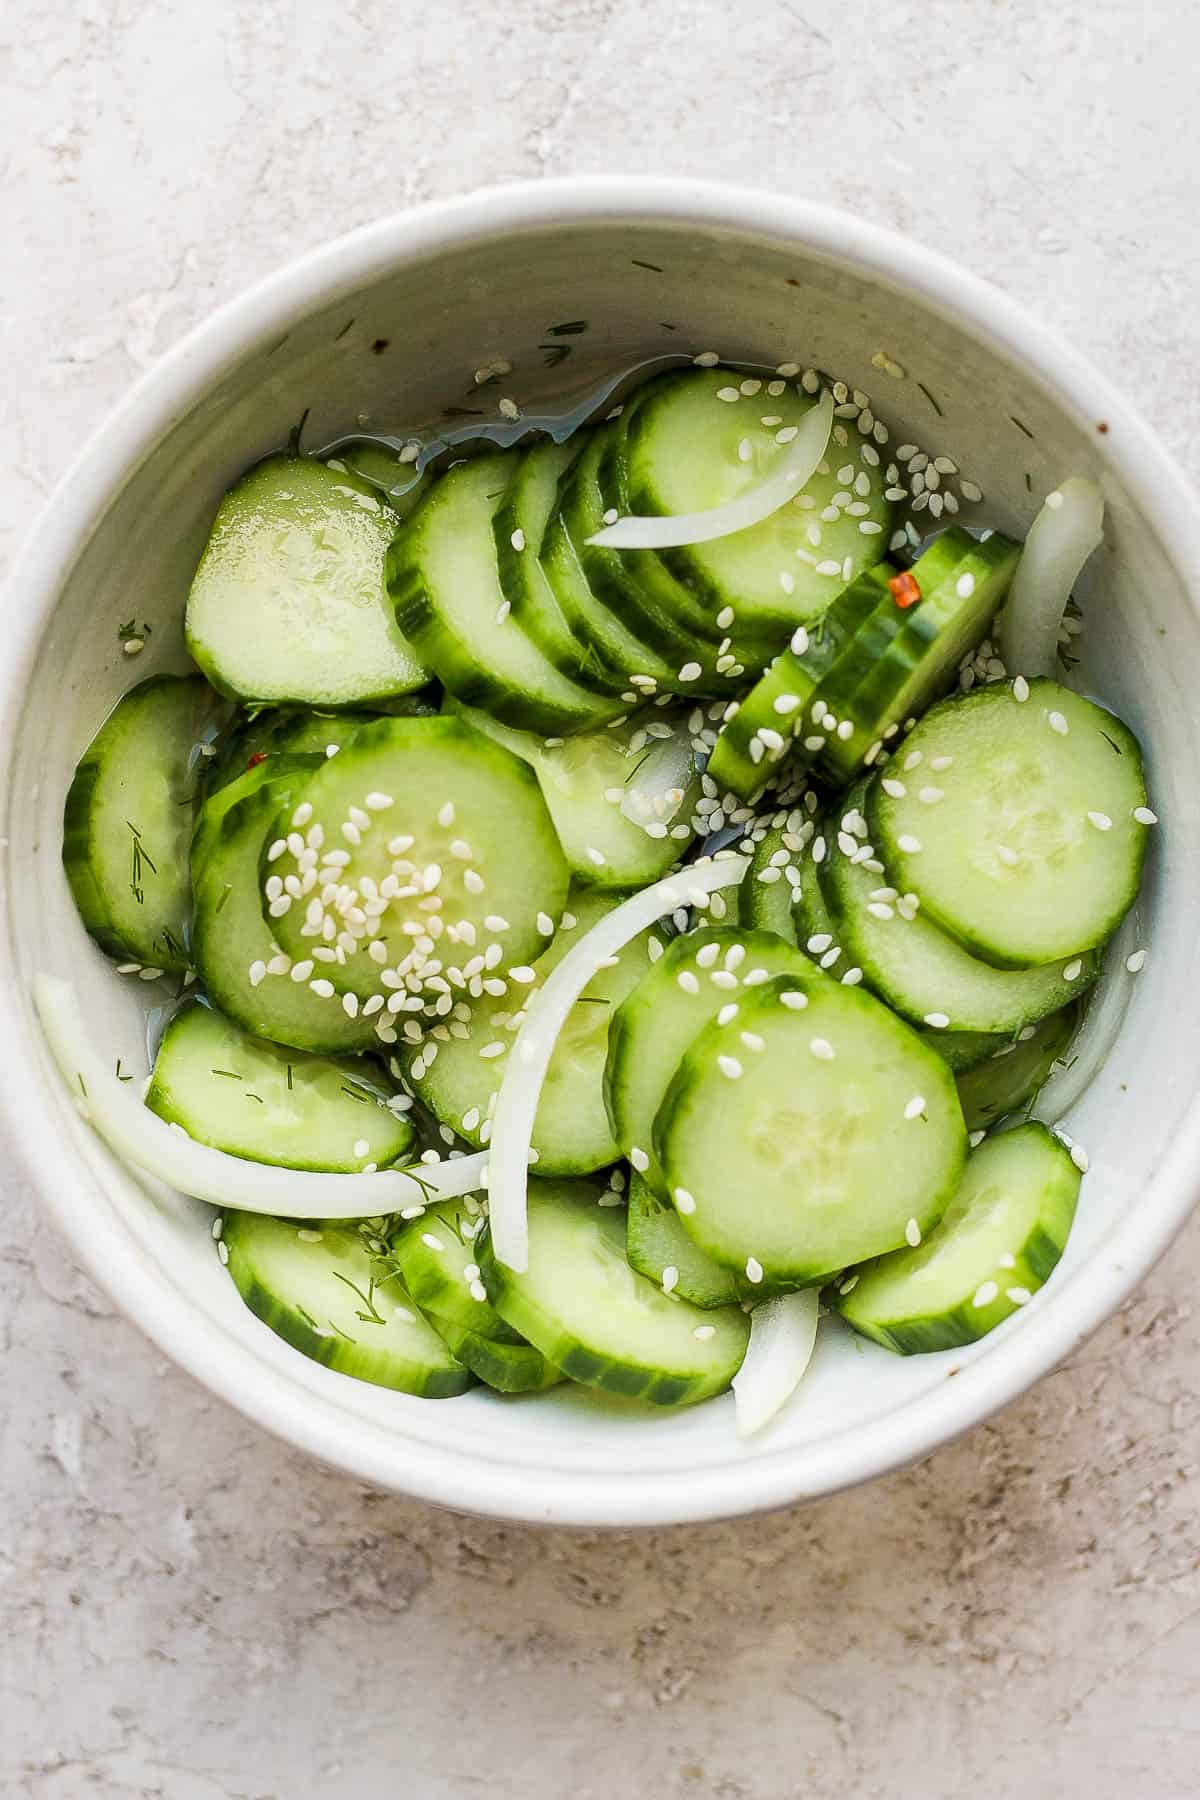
[867,678,1150,966]
[656,974,967,1289]
[390,1201,560,1393]
[63,674,220,972]
[446,696,699,888]
[820,779,1098,1032]
[186,455,428,708]
[926,1028,1010,1075]
[954,1005,1080,1132]
[624,368,893,632]
[493,439,623,697]
[324,444,429,520]
[604,926,810,1193]
[146,998,415,1171]
[220,1211,473,1396]
[192,772,377,1055]
[837,1122,1080,1353]
[206,702,439,798]
[739,825,800,943]
[563,427,747,689]
[477,1178,751,1405]
[388,452,621,734]
[540,498,677,691]
[707,566,895,800]
[422,1305,564,1394]
[815,529,1021,785]
[596,402,740,651]
[192,752,323,882]
[625,1170,742,1309]
[264,714,570,1011]
[401,887,665,1174]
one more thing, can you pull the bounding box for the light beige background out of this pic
[3,3,1200,1795]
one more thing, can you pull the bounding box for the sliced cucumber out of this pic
[625,1170,742,1309]
[403,887,663,1174]
[656,974,967,1288]
[192,771,377,1055]
[739,824,801,943]
[955,1005,1080,1132]
[389,451,618,734]
[221,1211,472,1396]
[390,1201,559,1393]
[146,998,414,1171]
[447,697,698,888]
[324,444,429,520]
[493,439,622,695]
[186,455,427,707]
[192,751,322,881]
[63,674,218,972]
[540,485,677,690]
[204,705,433,799]
[927,1028,1010,1075]
[477,1178,750,1405]
[838,1122,1080,1352]
[604,926,809,1192]
[624,368,892,632]
[814,529,1021,785]
[820,778,1098,1031]
[706,565,894,799]
[868,678,1150,965]
[264,714,570,1011]
[563,426,742,687]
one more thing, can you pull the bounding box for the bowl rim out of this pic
[6,175,1200,1527]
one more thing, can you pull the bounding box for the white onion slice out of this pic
[586,390,834,549]
[732,1287,821,1437]
[34,975,487,1220]
[620,723,695,829]
[487,855,750,1271]
[999,477,1104,679]
[1031,911,1143,1127]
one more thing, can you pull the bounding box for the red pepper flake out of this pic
[888,571,921,610]
[246,751,268,768]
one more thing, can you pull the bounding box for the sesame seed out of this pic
[694,350,720,367]
[905,1218,922,1246]
[968,1129,986,1148]
[740,1030,765,1053]
[918,787,944,804]
[1070,1143,1090,1172]
[881,778,906,799]
[716,385,739,403]
[630,1146,650,1172]
[266,838,287,862]
[1048,710,1069,735]
[661,1265,679,1294]
[903,1096,926,1120]
[248,959,266,988]
[809,1037,835,1060]
[678,661,702,682]
[923,1012,950,1029]
[841,967,863,986]
[737,437,753,463]
[1125,948,1147,973]
[1063,959,1083,981]
[677,970,701,995]
[745,1257,764,1284]
[1087,811,1112,831]
[585,846,606,867]
[716,1002,739,1027]
[972,1281,999,1308]
[673,1187,697,1216]
[693,1324,716,1340]
[955,572,976,599]
[897,834,922,854]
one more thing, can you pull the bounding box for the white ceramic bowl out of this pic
[6,178,1198,1527]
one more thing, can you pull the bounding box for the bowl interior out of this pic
[8,192,1198,1524]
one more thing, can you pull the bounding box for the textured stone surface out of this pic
[3,3,1200,1795]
